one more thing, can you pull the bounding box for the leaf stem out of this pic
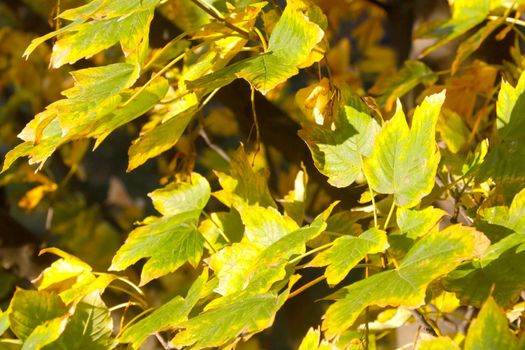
[288,241,335,265]
[109,301,142,312]
[488,15,525,28]
[144,32,188,71]
[287,275,326,299]
[383,199,396,230]
[122,51,186,107]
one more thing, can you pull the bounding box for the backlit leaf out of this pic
[363,92,445,208]
[110,173,210,285]
[299,86,380,188]
[396,206,446,239]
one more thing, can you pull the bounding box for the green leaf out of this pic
[170,293,282,349]
[110,173,210,285]
[119,270,208,349]
[187,1,325,94]
[209,205,333,296]
[370,61,438,111]
[25,0,158,67]
[396,206,446,239]
[46,293,117,350]
[22,315,69,350]
[2,63,138,172]
[309,227,388,285]
[464,297,518,350]
[480,187,525,233]
[444,232,525,307]
[496,70,525,142]
[8,290,67,340]
[299,87,380,188]
[420,0,491,57]
[322,225,483,338]
[363,91,445,208]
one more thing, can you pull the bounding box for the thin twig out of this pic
[198,129,231,162]
[189,0,250,38]
[155,333,171,350]
[287,275,326,299]
[410,309,440,337]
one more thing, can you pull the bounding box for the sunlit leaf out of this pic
[480,187,525,234]
[119,270,208,349]
[322,225,485,338]
[309,227,388,285]
[299,86,380,188]
[0,308,9,336]
[110,173,210,285]
[170,292,283,349]
[418,337,460,350]
[464,297,518,350]
[396,206,446,239]
[363,92,445,208]
[22,315,69,350]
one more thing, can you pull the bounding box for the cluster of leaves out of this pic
[1,0,525,349]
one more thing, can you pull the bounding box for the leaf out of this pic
[119,270,208,349]
[0,308,10,336]
[443,232,525,307]
[309,227,388,285]
[419,0,491,57]
[187,1,325,94]
[25,0,158,67]
[170,293,282,349]
[46,293,117,350]
[110,173,210,285]
[127,108,195,171]
[322,225,484,338]
[370,61,438,111]
[213,147,276,209]
[298,328,321,350]
[480,187,525,234]
[299,86,380,188]
[8,290,67,340]
[363,91,445,208]
[22,315,69,350]
[417,337,460,350]
[496,69,525,142]
[464,297,518,350]
[437,109,471,154]
[209,206,332,296]
[2,63,138,172]
[396,206,446,239]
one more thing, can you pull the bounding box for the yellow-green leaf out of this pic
[322,225,483,338]
[464,297,518,350]
[309,227,388,286]
[363,91,445,208]
[110,173,210,285]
